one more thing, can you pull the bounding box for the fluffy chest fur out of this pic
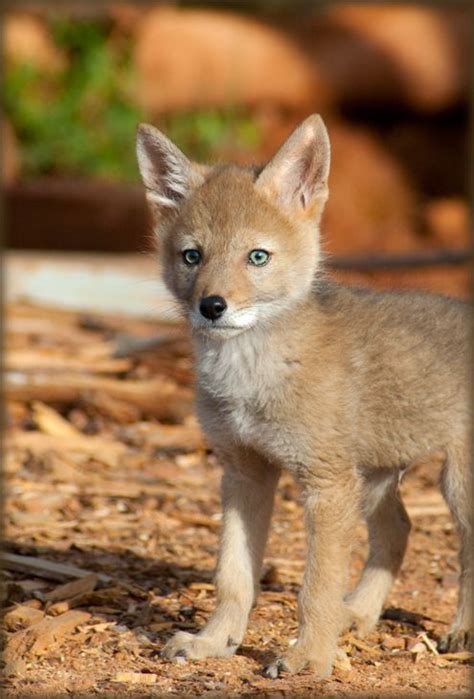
[194,330,294,455]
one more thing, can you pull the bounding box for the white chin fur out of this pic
[189,308,259,337]
[197,325,248,339]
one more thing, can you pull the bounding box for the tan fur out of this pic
[136,115,472,678]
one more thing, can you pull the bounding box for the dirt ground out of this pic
[2,275,472,697]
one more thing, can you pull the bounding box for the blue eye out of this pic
[182,249,201,265]
[248,249,270,266]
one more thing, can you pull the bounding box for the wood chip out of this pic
[31,401,81,438]
[4,610,91,660]
[121,421,206,451]
[381,633,405,651]
[43,573,98,602]
[171,512,220,530]
[48,601,72,616]
[334,648,352,672]
[5,349,131,374]
[435,651,473,665]
[87,622,116,633]
[149,621,175,632]
[20,599,43,609]
[114,672,157,685]
[419,632,439,655]
[1,552,111,583]
[409,641,427,662]
[406,503,450,518]
[86,391,140,423]
[188,582,215,591]
[47,589,118,615]
[6,431,127,468]
[16,579,50,593]
[347,635,382,658]
[4,605,45,630]
[404,492,450,518]
[6,372,192,422]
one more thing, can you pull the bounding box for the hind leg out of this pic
[438,452,472,652]
[345,469,411,636]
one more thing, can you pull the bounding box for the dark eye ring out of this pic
[182,249,201,265]
[248,249,270,266]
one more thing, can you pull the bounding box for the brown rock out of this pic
[309,4,469,112]
[4,12,67,73]
[379,118,467,199]
[133,7,320,115]
[114,672,157,685]
[324,121,418,255]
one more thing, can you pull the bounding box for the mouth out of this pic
[189,308,259,337]
[194,323,248,337]
[189,316,254,337]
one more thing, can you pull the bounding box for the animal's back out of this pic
[312,280,469,468]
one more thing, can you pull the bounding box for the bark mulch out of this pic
[2,300,471,697]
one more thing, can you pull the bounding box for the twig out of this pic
[1,552,111,583]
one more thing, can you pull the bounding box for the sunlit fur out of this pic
[157,165,322,337]
[136,115,471,679]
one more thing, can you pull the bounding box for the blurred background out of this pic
[3,0,472,307]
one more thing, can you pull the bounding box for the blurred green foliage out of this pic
[4,20,143,181]
[4,18,261,182]
[162,110,260,164]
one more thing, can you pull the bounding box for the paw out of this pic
[347,609,379,638]
[264,643,333,679]
[344,600,379,637]
[438,628,472,653]
[162,630,238,661]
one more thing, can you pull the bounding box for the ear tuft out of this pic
[136,123,202,210]
[256,114,331,218]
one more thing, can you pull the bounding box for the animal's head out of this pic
[136,114,330,338]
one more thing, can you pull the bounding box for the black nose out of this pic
[199,295,227,321]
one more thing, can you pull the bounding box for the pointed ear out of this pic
[255,114,330,223]
[136,123,207,213]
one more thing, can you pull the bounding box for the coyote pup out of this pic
[136,115,471,678]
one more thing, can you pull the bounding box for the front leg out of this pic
[163,453,280,660]
[266,467,360,678]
